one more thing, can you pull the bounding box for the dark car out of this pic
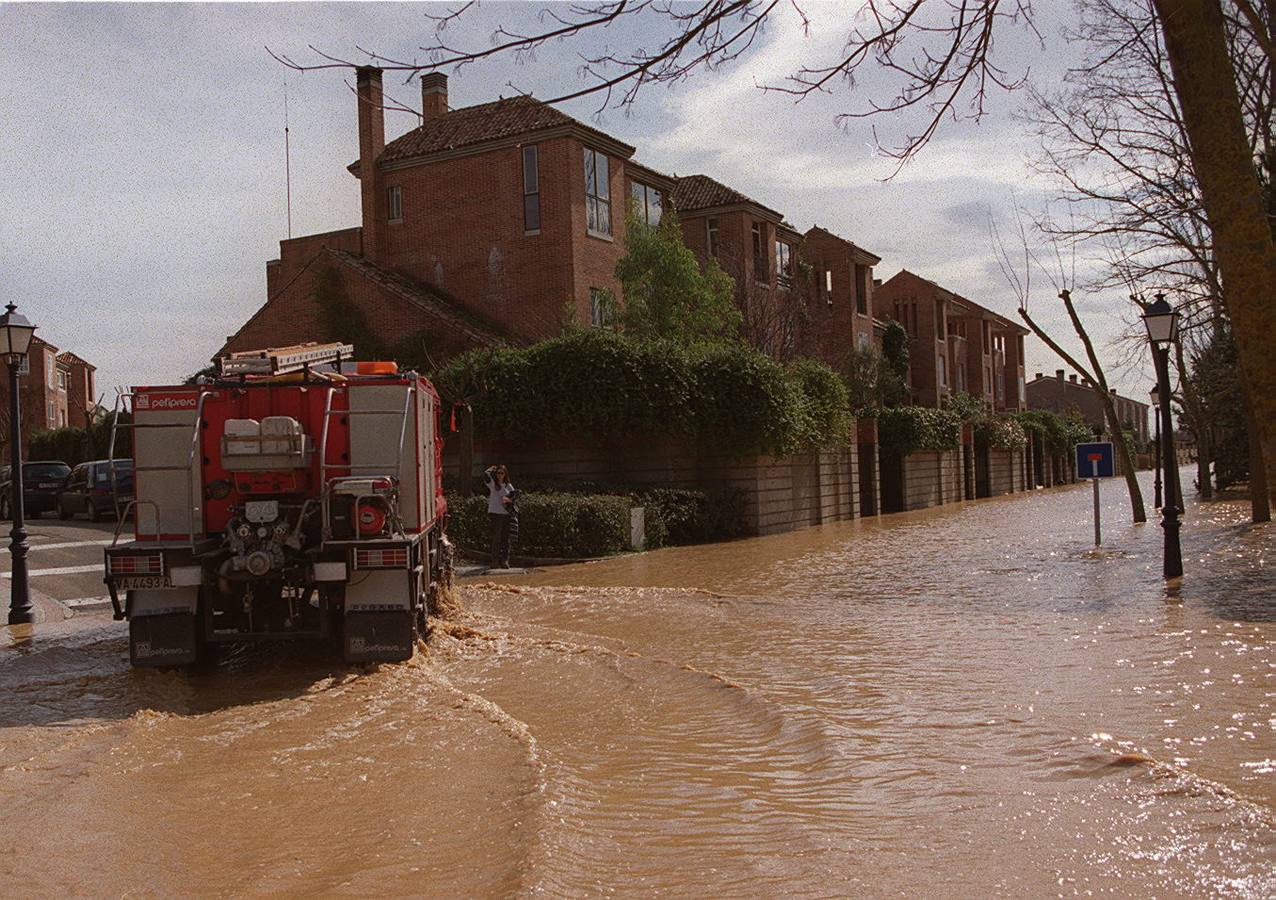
[58,459,134,521]
[0,461,73,519]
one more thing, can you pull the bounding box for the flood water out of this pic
[2,471,1272,897]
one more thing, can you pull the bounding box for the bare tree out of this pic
[992,211,1148,523]
[271,0,1276,476]
[1022,0,1271,518]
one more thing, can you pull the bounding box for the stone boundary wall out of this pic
[441,429,1046,538]
[448,437,862,536]
[988,448,1022,496]
[900,449,967,511]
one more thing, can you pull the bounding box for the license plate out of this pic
[38,482,58,489]
[115,575,172,590]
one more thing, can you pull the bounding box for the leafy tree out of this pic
[615,212,740,344]
[842,339,908,413]
[880,320,910,407]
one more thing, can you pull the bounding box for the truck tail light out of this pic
[354,547,408,569]
[108,553,163,576]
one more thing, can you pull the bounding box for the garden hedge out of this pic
[445,492,632,559]
[433,331,851,456]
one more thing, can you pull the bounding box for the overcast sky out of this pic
[1,1,1158,404]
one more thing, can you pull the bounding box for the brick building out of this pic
[671,175,880,363]
[872,269,1027,411]
[225,68,882,372]
[0,337,96,458]
[1026,370,1149,444]
[226,68,676,358]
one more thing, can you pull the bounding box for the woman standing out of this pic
[484,464,514,569]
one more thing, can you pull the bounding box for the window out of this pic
[522,145,540,232]
[937,354,947,388]
[584,148,611,237]
[47,401,55,427]
[589,288,615,328]
[825,269,833,296]
[630,181,662,225]
[857,332,870,352]
[775,241,792,286]
[707,219,719,257]
[58,409,66,427]
[854,264,869,315]
[752,222,767,281]
[387,185,402,222]
[935,301,946,339]
[57,370,66,391]
[982,320,991,352]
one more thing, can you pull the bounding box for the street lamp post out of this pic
[1,302,37,624]
[1142,294,1182,579]
[1150,385,1162,509]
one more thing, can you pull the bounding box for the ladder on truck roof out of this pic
[219,342,354,378]
[318,382,415,541]
[108,389,213,550]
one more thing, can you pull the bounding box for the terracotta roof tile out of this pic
[378,95,631,164]
[56,350,95,369]
[672,174,782,218]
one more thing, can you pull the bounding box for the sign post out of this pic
[1074,442,1115,547]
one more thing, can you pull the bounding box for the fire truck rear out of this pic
[103,343,451,667]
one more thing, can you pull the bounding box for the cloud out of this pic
[0,2,1156,398]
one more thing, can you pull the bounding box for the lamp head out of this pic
[0,303,36,361]
[1142,294,1179,347]
[1149,385,1160,406]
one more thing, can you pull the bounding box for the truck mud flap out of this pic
[344,611,414,663]
[129,613,198,667]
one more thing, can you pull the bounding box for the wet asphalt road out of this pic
[0,512,120,613]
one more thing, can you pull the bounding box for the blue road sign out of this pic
[1075,441,1115,478]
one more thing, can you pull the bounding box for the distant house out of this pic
[1026,370,1149,444]
[0,337,96,457]
[872,269,1028,411]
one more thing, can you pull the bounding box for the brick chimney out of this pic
[421,72,448,121]
[1034,372,1043,380]
[356,67,386,261]
[1055,369,1064,381]
[1070,374,1078,383]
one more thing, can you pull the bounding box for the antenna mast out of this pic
[284,79,293,239]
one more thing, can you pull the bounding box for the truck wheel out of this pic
[88,500,106,522]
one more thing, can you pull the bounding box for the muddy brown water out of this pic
[1,472,1272,897]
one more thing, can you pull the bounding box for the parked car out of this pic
[58,459,134,521]
[0,461,73,519]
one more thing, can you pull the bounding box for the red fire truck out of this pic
[102,343,451,667]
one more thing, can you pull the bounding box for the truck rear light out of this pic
[354,547,408,569]
[109,553,163,576]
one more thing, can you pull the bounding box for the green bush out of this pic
[433,331,852,457]
[445,491,632,559]
[633,486,747,547]
[975,415,1027,450]
[1013,409,1091,454]
[873,406,962,453]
